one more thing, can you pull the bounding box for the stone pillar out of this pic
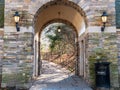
[2,26,34,88]
[38,40,41,76]
[0,29,4,88]
[78,33,89,81]
[3,0,34,88]
[34,38,41,77]
[75,40,80,75]
[33,40,37,77]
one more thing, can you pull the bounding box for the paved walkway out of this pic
[30,60,93,90]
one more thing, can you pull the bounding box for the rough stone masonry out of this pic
[0,0,119,90]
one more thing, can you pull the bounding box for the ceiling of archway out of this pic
[34,0,86,37]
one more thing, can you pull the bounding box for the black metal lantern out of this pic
[101,12,108,23]
[57,26,61,32]
[14,11,20,32]
[101,12,108,32]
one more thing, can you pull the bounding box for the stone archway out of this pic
[39,19,78,75]
[33,0,87,77]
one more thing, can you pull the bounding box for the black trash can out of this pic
[95,62,110,88]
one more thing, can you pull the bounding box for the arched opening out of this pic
[40,22,77,75]
[33,0,87,78]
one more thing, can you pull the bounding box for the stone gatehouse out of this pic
[0,0,120,90]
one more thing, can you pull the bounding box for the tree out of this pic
[41,23,77,72]
[45,23,76,56]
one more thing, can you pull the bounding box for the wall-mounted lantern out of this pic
[57,26,61,32]
[101,12,108,32]
[14,11,20,32]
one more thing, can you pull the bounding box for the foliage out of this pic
[45,23,76,55]
[41,23,76,72]
[47,34,62,51]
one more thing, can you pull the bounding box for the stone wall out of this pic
[3,0,119,89]
[3,0,34,88]
[0,28,4,88]
[88,32,119,89]
[117,31,120,88]
[116,1,120,83]
[2,30,33,88]
[3,0,91,88]
[88,0,115,27]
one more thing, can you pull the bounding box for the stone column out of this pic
[34,38,41,77]
[75,39,80,75]
[0,29,3,88]
[38,38,41,76]
[34,40,39,77]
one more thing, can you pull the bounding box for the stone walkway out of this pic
[30,60,93,90]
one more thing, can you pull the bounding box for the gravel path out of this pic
[30,60,93,90]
